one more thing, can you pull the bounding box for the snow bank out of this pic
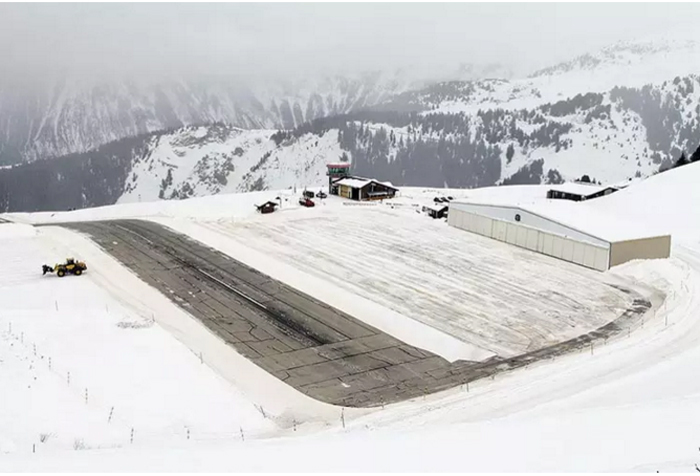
[590,162,700,241]
[4,171,699,470]
[6,190,295,224]
[0,222,36,240]
[41,226,345,425]
[0,225,281,455]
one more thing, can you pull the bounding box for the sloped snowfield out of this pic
[0,223,275,455]
[4,174,700,471]
[187,201,633,359]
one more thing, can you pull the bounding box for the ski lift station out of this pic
[447,200,671,271]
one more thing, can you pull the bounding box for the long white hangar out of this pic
[447,201,671,271]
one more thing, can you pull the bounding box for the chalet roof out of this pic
[548,182,613,197]
[255,200,278,208]
[425,204,449,213]
[335,178,372,188]
[335,177,399,191]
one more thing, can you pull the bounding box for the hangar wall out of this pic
[447,206,610,271]
[609,235,672,267]
[449,202,608,247]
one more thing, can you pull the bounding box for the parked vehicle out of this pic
[316,191,327,199]
[299,197,315,207]
[303,190,315,199]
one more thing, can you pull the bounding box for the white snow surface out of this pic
[0,223,279,455]
[118,125,345,204]
[5,166,700,470]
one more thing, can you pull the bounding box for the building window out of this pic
[515,213,521,222]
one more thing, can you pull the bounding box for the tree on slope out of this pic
[690,144,700,163]
[675,151,690,168]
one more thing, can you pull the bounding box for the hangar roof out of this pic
[450,199,666,243]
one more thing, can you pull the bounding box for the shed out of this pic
[255,201,278,214]
[547,183,619,202]
[447,200,670,271]
[424,204,449,219]
[333,177,398,201]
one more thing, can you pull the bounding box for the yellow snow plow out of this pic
[42,258,87,277]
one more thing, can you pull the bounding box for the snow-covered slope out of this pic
[0,223,279,453]
[2,32,698,172]
[0,71,418,165]
[589,160,700,240]
[118,124,344,203]
[6,165,700,471]
[393,33,700,115]
[2,33,700,212]
[118,34,700,197]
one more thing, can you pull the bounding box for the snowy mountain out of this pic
[119,123,344,203]
[0,123,348,211]
[353,76,700,187]
[1,34,700,211]
[1,67,698,214]
[0,71,421,166]
[0,61,515,167]
[383,34,700,115]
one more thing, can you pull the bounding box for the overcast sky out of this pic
[1,3,699,83]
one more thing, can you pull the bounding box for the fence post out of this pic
[85,388,88,405]
[108,406,114,423]
[341,408,345,429]
[240,427,245,442]
[130,428,134,444]
[67,372,70,386]
[48,357,51,370]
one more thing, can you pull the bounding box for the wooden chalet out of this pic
[332,177,398,201]
[424,204,449,219]
[546,183,619,202]
[255,201,278,214]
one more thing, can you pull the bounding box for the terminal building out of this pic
[326,163,398,201]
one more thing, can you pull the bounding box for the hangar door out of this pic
[448,208,610,271]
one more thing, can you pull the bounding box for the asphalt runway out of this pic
[63,219,653,408]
